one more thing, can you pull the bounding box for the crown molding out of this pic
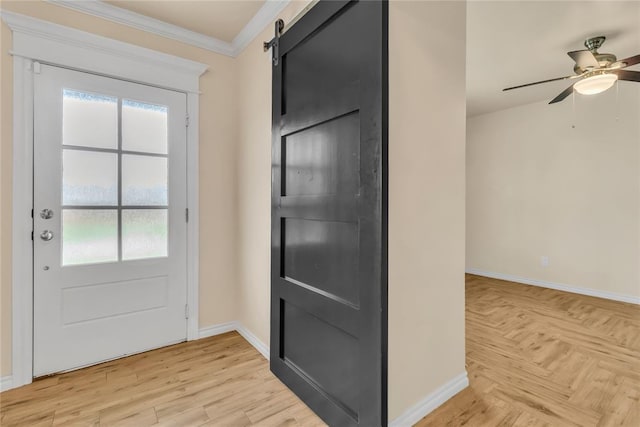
[46,0,235,56]
[1,10,208,92]
[45,0,291,58]
[231,0,290,56]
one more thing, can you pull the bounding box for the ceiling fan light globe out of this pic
[574,73,618,95]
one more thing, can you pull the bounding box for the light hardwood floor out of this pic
[0,332,325,426]
[417,274,640,426]
[1,275,638,426]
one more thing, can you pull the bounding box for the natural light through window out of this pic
[61,89,169,266]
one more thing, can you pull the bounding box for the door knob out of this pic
[40,209,54,219]
[40,230,54,241]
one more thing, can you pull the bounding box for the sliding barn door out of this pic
[270,1,388,426]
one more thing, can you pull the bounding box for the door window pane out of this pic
[122,209,168,260]
[63,89,117,149]
[63,150,117,206]
[122,99,168,154]
[62,210,118,266]
[122,155,168,206]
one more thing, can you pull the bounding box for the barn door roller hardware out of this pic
[264,19,285,66]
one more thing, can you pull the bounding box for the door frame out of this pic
[2,11,208,389]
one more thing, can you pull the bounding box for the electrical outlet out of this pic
[541,256,549,267]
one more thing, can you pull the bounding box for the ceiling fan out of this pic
[503,36,640,104]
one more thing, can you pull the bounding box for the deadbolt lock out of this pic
[40,209,54,219]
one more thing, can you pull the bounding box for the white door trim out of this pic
[2,11,207,390]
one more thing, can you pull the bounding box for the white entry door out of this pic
[33,64,188,377]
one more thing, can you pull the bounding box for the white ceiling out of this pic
[106,0,265,42]
[467,1,640,117]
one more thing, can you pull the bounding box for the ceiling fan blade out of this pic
[615,54,640,69]
[568,50,599,69]
[503,75,578,91]
[549,84,576,104]
[614,69,640,82]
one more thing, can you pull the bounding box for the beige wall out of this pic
[388,0,467,420]
[0,0,240,377]
[467,86,640,299]
[235,0,312,354]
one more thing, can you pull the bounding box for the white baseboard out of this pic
[466,268,640,305]
[198,321,239,339]
[198,321,270,361]
[236,324,270,361]
[389,372,469,427]
[1,375,13,392]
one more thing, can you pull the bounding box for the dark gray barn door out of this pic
[270,1,388,426]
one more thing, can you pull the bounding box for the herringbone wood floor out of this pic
[1,275,638,426]
[417,275,640,426]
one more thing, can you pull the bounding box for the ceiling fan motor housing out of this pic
[574,53,618,73]
[574,37,617,73]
